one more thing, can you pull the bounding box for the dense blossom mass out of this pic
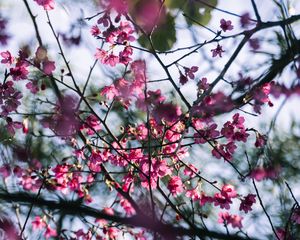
[0,0,300,239]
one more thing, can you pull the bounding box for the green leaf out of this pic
[165,0,218,26]
[137,13,176,52]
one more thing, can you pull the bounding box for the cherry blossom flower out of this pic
[26,81,39,94]
[240,12,253,28]
[43,60,55,75]
[152,102,182,123]
[239,194,256,213]
[220,19,234,32]
[291,207,300,224]
[32,216,46,230]
[184,66,198,79]
[255,132,266,147]
[179,71,188,85]
[10,61,29,81]
[0,164,11,178]
[168,176,184,195]
[34,0,55,11]
[198,77,210,91]
[211,44,225,57]
[5,117,22,135]
[44,226,57,239]
[249,38,260,50]
[0,218,19,240]
[218,212,243,228]
[0,50,14,65]
[0,17,10,45]
[91,25,101,37]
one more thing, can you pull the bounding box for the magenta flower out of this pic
[211,44,225,57]
[34,0,55,10]
[220,19,234,32]
[168,176,184,195]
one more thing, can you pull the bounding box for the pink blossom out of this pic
[214,192,232,210]
[183,164,198,178]
[240,12,252,28]
[5,117,22,135]
[81,114,101,135]
[276,228,288,240]
[249,38,260,50]
[10,61,29,81]
[32,216,46,230]
[255,132,266,147]
[44,226,57,239]
[221,184,237,198]
[43,60,55,75]
[291,207,300,224]
[91,25,101,37]
[0,218,19,240]
[26,81,39,94]
[34,0,55,10]
[184,66,198,79]
[179,70,188,85]
[198,77,210,91]
[211,44,225,57]
[0,50,14,65]
[220,19,234,32]
[239,194,256,213]
[212,142,237,160]
[186,187,201,201]
[221,113,249,142]
[199,191,214,206]
[168,176,184,195]
[218,212,243,228]
[230,214,243,228]
[152,102,182,123]
[0,164,11,178]
[120,197,136,216]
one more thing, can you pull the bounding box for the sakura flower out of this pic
[5,117,22,135]
[0,218,19,240]
[26,81,39,94]
[44,226,57,239]
[214,192,232,209]
[152,102,182,123]
[120,197,136,216]
[198,77,210,91]
[168,176,184,195]
[239,194,256,213]
[183,164,198,178]
[0,17,10,45]
[221,184,237,198]
[218,212,243,228]
[32,216,46,230]
[291,207,300,224]
[240,12,252,28]
[230,214,243,228]
[10,61,29,81]
[0,50,14,65]
[249,38,260,50]
[211,44,225,58]
[0,164,11,178]
[184,66,198,79]
[91,25,101,37]
[34,0,55,11]
[42,60,55,75]
[220,19,234,32]
[186,187,201,201]
[255,132,266,147]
